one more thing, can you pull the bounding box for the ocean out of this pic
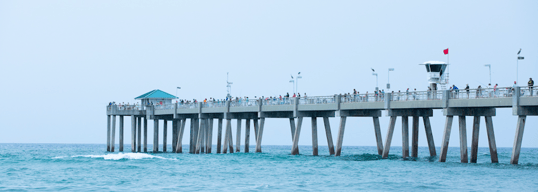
[1,144,538,191]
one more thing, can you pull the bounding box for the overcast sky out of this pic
[1,1,537,149]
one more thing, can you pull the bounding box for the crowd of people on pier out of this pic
[108,77,536,110]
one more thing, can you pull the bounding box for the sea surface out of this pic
[1,144,538,191]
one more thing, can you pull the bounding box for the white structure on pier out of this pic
[421,61,449,90]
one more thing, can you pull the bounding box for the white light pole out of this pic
[296,72,302,94]
[289,76,295,94]
[517,49,524,86]
[387,68,394,91]
[176,87,181,102]
[484,64,491,85]
[227,72,233,98]
[372,72,378,91]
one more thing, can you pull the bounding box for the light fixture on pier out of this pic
[387,68,395,91]
[372,71,378,91]
[227,72,233,99]
[289,75,295,94]
[176,87,181,102]
[296,72,302,94]
[516,49,524,86]
[484,64,491,85]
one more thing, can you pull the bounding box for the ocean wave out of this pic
[62,153,175,160]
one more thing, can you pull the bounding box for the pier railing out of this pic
[154,104,174,110]
[300,96,336,104]
[341,93,384,103]
[203,101,226,108]
[262,98,294,106]
[230,99,259,107]
[520,86,538,97]
[107,105,144,111]
[178,103,198,109]
[449,87,513,99]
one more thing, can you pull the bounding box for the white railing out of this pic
[450,87,513,99]
[107,105,144,111]
[230,99,259,107]
[300,96,336,105]
[178,103,198,109]
[203,101,227,108]
[154,104,174,110]
[520,86,538,97]
[262,97,294,106]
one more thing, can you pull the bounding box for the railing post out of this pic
[442,90,450,108]
[174,103,178,119]
[293,97,299,118]
[336,94,341,110]
[384,93,391,110]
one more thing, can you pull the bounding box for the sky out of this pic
[1,1,537,149]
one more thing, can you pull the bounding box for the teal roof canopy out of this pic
[135,89,177,100]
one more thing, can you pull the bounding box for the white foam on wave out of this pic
[72,153,175,160]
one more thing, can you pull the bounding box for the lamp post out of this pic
[296,72,302,94]
[517,49,524,86]
[176,87,181,102]
[227,72,233,99]
[387,68,394,91]
[484,64,491,85]
[372,72,378,91]
[289,75,295,94]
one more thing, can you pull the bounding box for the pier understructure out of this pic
[106,87,538,164]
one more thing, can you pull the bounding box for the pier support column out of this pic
[192,118,199,153]
[143,117,147,152]
[172,120,177,152]
[245,119,250,153]
[470,116,480,163]
[163,120,167,152]
[196,119,205,154]
[207,119,214,153]
[382,116,397,159]
[153,119,159,152]
[131,115,136,152]
[119,115,124,152]
[373,117,383,156]
[510,115,526,164]
[201,119,206,153]
[458,116,468,163]
[223,119,233,153]
[236,119,242,153]
[485,116,498,163]
[176,119,186,153]
[311,117,318,156]
[289,118,298,154]
[323,117,335,155]
[217,118,223,153]
[137,117,141,152]
[423,117,437,156]
[335,117,347,156]
[254,118,259,143]
[291,117,303,155]
[411,116,419,157]
[439,116,454,162]
[402,116,409,159]
[111,115,116,152]
[255,118,265,153]
[228,119,234,153]
[107,115,111,152]
[189,118,195,153]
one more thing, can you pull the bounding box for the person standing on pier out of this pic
[465,84,470,99]
[529,78,534,96]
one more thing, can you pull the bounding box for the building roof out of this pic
[135,89,177,100]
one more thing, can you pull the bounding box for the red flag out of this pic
[443,48,449,55]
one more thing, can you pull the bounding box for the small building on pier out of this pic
[135,89,177,105]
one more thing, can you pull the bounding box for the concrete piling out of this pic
[189,118,194,153]
[510,115,526,164]
[111,115,116,152]
[245,119,250,153]
[153,119,159,152]
[485,116,498,163]
[289,118,296,141]
[311,117,318,156]
[458,116,468,163]
[402,116,409,159]
[373,117,384,156]
[137,117,142,152]
[144,118,147,152]
[176,119,186,153]
[253,118,259,142]
[382,116,397,159]
[131,115,135,152]
[291,117,303,155]
[227,119,234,153]
[119,115,124,152]
[236,119,242,153]
[217,118,223,153]
[439,116,454,162]
[196,119,205,154]
[423,117,437,156]
[207,119,214,153]
[335,116,346,156]
[255,118,265,153]
[107,115,111,152]
[470,116,480,163]
[163,120,167,152]
[411,116,419,157]
[172,120,177,152]
[323,117,335,155]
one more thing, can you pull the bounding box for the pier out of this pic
[106,87,538,164]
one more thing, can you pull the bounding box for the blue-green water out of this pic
[1,144,538,191]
